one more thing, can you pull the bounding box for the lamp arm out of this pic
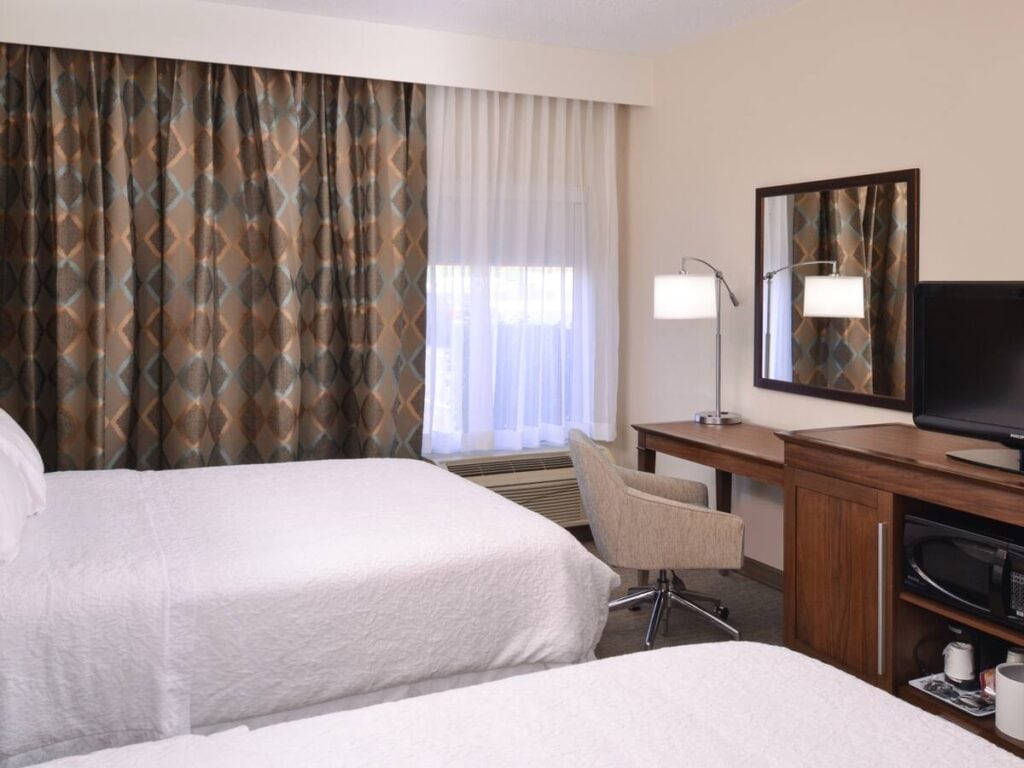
[679,256,719,274]
[718,273,741,308]
[680,257,740,307]
[763,259,839,281]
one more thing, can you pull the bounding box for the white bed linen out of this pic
[0,409,45,514]
[38,642,1019,767]
[190,662,556,734]
[0,451,31,562]
[0,471,190,765]
[1,459,618,766]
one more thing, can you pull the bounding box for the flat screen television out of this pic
[914,281,1024,474]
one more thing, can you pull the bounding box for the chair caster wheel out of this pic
[715,606,730,620]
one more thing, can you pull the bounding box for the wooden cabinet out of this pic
[784,468,892,687]
[780,423,1024,757]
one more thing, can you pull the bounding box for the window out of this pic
[423,87,619,454]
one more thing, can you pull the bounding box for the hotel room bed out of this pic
[37,641,1019,767]
[0,458,618,767]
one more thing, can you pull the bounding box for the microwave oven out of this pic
[903,512,1024,630]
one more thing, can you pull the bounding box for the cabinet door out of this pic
[784,468,893,688]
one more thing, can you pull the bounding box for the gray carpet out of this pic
[593,546,783,658]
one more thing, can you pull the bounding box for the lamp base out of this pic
[695,411,742,426]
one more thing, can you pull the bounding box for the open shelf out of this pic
[898,684,1024,758]
[897,591,1024,757]
[898,591,1024,647]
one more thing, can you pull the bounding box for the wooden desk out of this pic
[632,421,785,586]
[633,421,785,511]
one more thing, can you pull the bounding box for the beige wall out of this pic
[0,0,653,105]
[618,0,1024,568]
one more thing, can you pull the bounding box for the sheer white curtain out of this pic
[423,86,619,455]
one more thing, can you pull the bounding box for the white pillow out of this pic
[0,450,30,564]
[0,408,46,515]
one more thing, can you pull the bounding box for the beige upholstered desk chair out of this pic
[568,429,744,650]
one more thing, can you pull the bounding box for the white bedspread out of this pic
[0,471,192,765]
[38,642,1019,767]
[0,459,618,766]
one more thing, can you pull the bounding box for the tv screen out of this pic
[914,282,1024,448]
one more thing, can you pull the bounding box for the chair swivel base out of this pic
[608,570,739,650]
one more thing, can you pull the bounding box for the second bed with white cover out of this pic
[0,459,618,766]
[38,641,1020,767]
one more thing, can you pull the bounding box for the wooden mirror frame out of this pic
[753,168,920,411]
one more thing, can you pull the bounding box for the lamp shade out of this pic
[803,275,865,318]
[653,274,717,319]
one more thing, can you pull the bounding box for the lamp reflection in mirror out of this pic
[803,275,866,318]
[653,259,742,425]
[762,261,865,378]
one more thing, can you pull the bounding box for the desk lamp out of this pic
[654,258,741,425]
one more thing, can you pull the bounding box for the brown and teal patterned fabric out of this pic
[0,44,427,470]
[790,183,907,397]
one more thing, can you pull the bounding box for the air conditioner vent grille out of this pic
[432,450,586,528]
[445,452,574,478]
[495,479,585,528]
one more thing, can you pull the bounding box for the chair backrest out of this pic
[568,429,626,564]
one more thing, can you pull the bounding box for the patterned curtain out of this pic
[789,184,907,396]
[0,44,427,470]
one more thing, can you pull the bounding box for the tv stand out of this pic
[779,423,1024,757]
[948,447,1024,474]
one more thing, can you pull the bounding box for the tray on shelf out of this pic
[908,672,994,718]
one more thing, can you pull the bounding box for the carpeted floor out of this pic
[593,545,783,658]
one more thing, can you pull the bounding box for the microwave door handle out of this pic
[908,559,989,613]
[991,548,1009,618]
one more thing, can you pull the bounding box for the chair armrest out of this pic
[616,467,709,507]
[619,487,744,571]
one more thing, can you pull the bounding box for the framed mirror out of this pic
[754,169,919,410]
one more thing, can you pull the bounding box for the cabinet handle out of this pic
[877,522,887,677]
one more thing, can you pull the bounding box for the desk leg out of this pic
[635,445,655,593]
[715,469,733,513]
[637,447,656,473]
[715,469,733,577]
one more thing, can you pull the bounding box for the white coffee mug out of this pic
[995,663,1024,740]
[943,641,975,683]
[1007,647,1024,665]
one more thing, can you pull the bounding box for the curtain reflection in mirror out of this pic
[789,183,907,397]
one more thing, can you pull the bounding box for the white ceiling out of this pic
[211,0,800,55]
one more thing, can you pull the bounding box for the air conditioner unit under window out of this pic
[427,449,587,528]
